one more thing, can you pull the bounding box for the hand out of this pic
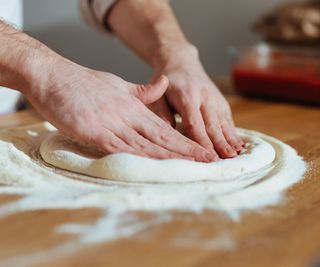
[150,46,244,159]
[25,57,216,162]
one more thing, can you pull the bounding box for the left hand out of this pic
[149,46,244,160]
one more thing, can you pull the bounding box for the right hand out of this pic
[26,58,216,162]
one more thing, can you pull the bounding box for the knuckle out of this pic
[159,126,175,142]
[156,150,171,159]
[188,145,197,155]
[220,120,230,130]
[228,138,239,146]
[134,138,150,149]
[106,139,122,152]
[180,102,190,112]
[185,93,200,105]
[187,144,202,157]
[187,91,198,100]
[226,134,238,142]
[165,151,175,157]
[135,84,147,97]
[207,123,218,134]
[203,141,214,150]
[185,119,198,132]
[213,135,225,144]
[87,130,106,145]
[215,140,228,149]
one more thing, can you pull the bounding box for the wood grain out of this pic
[0,79,319,267]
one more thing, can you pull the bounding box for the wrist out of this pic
[151,43,200,73]
[21,46,62,97]
[15,38,74,102]
[0,29,62,97]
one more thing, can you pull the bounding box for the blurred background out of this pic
[24,0,293,83]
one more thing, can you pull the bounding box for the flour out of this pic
[0,122,307,267]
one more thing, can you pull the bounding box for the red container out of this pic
[231,43,320,105]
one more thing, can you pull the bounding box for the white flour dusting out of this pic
[0,122,307,267]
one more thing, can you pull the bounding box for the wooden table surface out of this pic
[0,80,320,267]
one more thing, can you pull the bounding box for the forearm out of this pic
[107,0,198,71]
[0,21,64,96]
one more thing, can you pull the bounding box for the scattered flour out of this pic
[0,122,307,267]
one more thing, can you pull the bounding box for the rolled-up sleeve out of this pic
[79,0,117,33]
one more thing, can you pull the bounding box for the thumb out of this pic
[130,75,169,105]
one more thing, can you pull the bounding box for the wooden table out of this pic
[0,80,320,267]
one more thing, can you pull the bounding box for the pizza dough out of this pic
[39,129,276,183]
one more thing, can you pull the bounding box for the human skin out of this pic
[0,20,216,162]
[107,0,244,159]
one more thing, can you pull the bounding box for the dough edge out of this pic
[39,128,276,183]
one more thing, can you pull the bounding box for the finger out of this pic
[118,126,193,160]
[220,119,244,153]
[134,111,217,163]
[225,115,245,148]
[148,96,175,127]
[201,106,238,159]
[92,128,147,157]
[130,75,169,105]
[179,104,219,160]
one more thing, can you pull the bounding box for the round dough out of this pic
[39,129,276,183]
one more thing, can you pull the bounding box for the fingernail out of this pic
[233,145,242,152]
[227,148,238,157]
